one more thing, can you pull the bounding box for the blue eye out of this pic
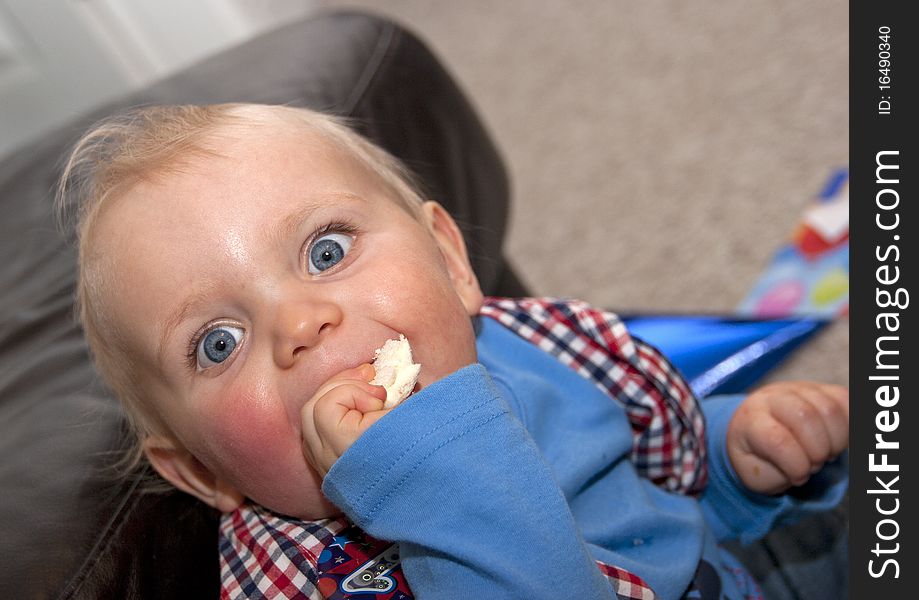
[196,326,244,369]
[308,232,353,274]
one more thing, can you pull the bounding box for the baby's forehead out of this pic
[195,119,343,169]
[156,122,418,221]
[185,120,383,190]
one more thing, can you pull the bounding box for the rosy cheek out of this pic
[200,386,294,479]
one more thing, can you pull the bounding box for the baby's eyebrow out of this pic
[273,193,367,239]
[275,199,327,242]
[156,285,219,369]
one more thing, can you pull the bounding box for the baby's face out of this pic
[92,123,482,519]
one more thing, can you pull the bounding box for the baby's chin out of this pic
[293,503,344,521]
[254,493,343,522]
[240,467,343,522]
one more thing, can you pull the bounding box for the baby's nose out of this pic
[272,299,343,368]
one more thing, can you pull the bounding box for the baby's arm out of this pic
[727,381,848,495]
[301,364,623,599]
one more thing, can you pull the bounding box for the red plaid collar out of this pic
[219,297,709,599]
[479,297,707,495]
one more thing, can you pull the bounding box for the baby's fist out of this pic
[301,364,389,478]
[727,381,848,495]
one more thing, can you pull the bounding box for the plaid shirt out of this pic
[220,297,708,600]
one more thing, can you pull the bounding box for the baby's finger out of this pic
[348,383,388,413]
[735,453,790,495]
[313,385,385,443]
[339,363,375,381]
[799,383,849,456]
[344,407,389,435]
[746,415,813,487]
[314,383,383,424]
[770,392,833,468]
[315,363,376,394]
[310,364,386,408]
[830,384,849,417]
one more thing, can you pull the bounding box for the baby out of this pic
[58,104,848,600]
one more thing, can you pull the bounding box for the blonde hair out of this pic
[56,103,427,474]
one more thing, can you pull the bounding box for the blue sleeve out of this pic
[699,394,848,544]
[322,364,615,600]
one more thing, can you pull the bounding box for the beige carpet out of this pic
[318,1,849,387]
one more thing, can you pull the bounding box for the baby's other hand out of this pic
[727,381,848,495]
[301,364,389,478]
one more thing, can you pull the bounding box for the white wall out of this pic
[0,0,315,160]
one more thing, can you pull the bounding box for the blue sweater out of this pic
[323,317,846,599]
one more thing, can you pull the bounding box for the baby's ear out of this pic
[422,201,483,316]
[144,436,244,513]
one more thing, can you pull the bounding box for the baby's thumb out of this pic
[734,452,792,495]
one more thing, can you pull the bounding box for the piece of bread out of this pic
[371,335,422,409]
